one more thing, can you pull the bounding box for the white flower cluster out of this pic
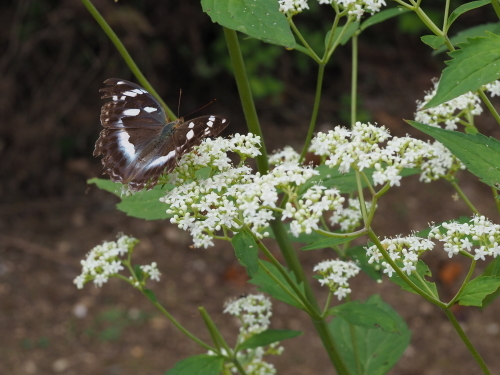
[309,122,463,186]
[222,294,283,375]
[163,134,347,246]
[429,216,500,260]
[313,260,360,299]
[224,294,273,336]
[365,235,434,277]
[268,145,300,165]
[485,80,500,97]
[318,0,386,19]
[415,79,483,130]
[330,197,373,231]
[283,185,345,237]
[278,0,309,15]
[74,235,161,289]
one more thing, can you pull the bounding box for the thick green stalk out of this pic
[223,28,268,173]
[224,25,348,375]
[80,0,174,119]
[443,309,491,375]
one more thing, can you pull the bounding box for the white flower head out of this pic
[365,235,434,277]
[279,0,309,15]
[313,260,360,299]
[221,294,283,375]
[324,0,386,20]
[74,234,137,289]
[74,235,161,289]
[415,79,483,130]
[429,215,500,260]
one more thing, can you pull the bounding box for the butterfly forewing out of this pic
[94,79,229,191]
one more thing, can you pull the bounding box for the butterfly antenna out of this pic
[183,98,218,118]
[177,89,182,118]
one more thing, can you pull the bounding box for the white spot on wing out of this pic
[123,109,141,116]
[120,96,126,100]
[186,129,195,140]
[144,107,158,113]
[209,116,216,121]
[132,89,143,95]
[147,150,176,168]
[117,132,136,160]
[207,121,213,127]
[188,122,195,128]
[222,119,226,123]
[123,91,137,97]
[117,81,126,84]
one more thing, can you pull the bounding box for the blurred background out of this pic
[1,0,499,374]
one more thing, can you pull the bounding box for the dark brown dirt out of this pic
[1,1,500,374]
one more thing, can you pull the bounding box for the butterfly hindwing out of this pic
[94,79,229,191]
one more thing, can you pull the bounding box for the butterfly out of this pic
[94,78,229,191]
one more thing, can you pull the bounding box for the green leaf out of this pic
[238,329,302,350]
[231,232,260,277]
[446,0,491,32]
[360,7,411,31]
[326,301,400,333]
[481,258,500,308]
[88,178,173,220]
[117,185,174,220]
[201,0,295,48]
[389,260,439,298]
[434,23,500,55]
[409,121,500,189]
[165,354,224,375]
[88,178,123,197]
[143,289,158,304]
[421,35,446,49]
[458,276,500,307]
[346,245,382,281]
[249,260,306,309]
[424,32,500,109]
[329,295,411,375]
[301,233,363,251]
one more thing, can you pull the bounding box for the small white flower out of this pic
[415,79,483,130]
[314,260,360,300]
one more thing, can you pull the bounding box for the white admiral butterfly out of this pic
[94,78,229,191]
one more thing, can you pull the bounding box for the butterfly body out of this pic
[94,79,228,191]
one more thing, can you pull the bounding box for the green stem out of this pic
[142,290,214,352]
[223,28,268,173]
[478,90,500,125]
[449,180,479,215]
[355,171,369,224]
[447,259,476,307]
[491,186,500,213]
[80,0,174,119]
[367,229,446,308]
[351,35,358,126]
[413,5,444,37]
[199,308,248,375]
[299,63,326,162]
[268,218,350,374]
[288,18,321,63]
[443,309,491,375]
